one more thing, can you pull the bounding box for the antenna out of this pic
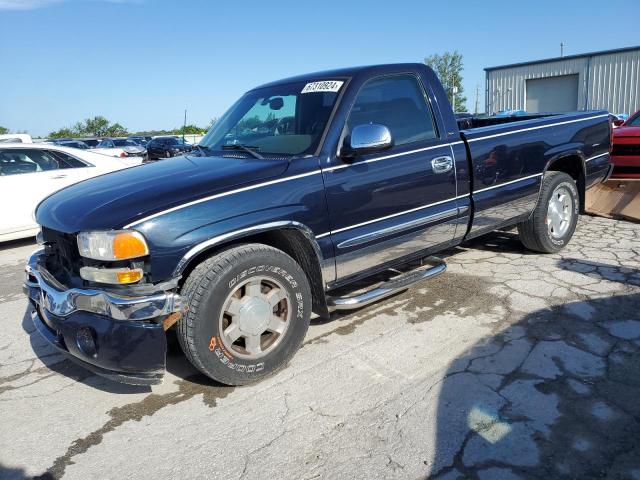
[475,84,480,115]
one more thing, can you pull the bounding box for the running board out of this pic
[326,259,446,312]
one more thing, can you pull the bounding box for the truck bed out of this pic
[458,110,611,239]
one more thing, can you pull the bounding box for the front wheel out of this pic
[517,171,579,253]
[177,244,312,385]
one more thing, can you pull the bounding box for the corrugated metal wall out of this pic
[486,48,640,115]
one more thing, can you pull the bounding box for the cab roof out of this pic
[252,63,429,90]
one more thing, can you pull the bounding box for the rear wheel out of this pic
[177,244,312,385]
[518,171,579,253]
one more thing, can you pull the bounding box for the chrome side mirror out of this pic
[344,124,393,157]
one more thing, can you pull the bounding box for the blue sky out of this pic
[1,0,638,136]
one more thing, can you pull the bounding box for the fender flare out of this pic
[172,220,328,283]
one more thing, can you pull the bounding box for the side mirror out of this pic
[613,119,624,127]
[343,124,393,157]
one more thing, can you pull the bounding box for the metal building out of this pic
[485,46,640,115]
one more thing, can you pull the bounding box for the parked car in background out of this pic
[0,143,142,242]
[611,109,640,178]
[128,136,150,147]
[611,113,630,128]
[53,140,90,150]
[26,63,611,386]
[146,136,193,159]
[76,138,100,148]
[94,138,147,160]
[0,133,33,144]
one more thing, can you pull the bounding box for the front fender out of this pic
[172,220,326,278]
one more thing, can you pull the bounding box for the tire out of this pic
[177,244,312,385]
[165,150,171,158]
[517,171,579,253]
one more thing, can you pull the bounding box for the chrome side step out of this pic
[326,259,446,312]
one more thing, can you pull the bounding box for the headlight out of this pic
[77,231,149,261]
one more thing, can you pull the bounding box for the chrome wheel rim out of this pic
[218,276,291,359]
[546,185,572,239]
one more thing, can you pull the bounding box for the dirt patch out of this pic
[36,376,234,479]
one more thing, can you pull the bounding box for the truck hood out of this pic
[36,154,289,233]
[614,125,640,138]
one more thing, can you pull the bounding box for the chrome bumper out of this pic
[24,250,182,321]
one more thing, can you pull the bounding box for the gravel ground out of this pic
[0,215,639,480]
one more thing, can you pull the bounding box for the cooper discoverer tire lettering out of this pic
[177,243,312,385]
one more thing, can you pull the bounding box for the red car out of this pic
[611,110,640,178]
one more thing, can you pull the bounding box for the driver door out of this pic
[322,73,459,281]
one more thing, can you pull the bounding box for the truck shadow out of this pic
[428,262,640,478]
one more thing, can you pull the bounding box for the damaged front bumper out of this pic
[23,250,182,385]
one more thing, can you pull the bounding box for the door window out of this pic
[0,149,59,176]
[347,74,438,146]
[49,151,89,169]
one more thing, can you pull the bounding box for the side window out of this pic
[347,74,438,147]
[49,151,89,169]
[0,149,59,176]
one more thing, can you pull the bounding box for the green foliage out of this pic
[46,117,216,139]
[48,127,76,139]
[106,123,128,137]
[48,116,129,139]
[174,124,207,135]
[0,126,8,135]
[424,51,468,113]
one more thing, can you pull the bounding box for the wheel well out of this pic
[546,155,585,212]
[179,228,330,318]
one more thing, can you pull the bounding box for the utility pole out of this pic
[474,84,480,115]
[183,109,187,143]
[560,42,566,58]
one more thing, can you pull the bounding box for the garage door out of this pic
[525,74,579,113]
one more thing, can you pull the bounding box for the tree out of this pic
[48,127,76,139]
[105,122,128,137]
[0,126,8,135]
[174,124,207,135]
[424,51,468,113]
[80,116,112,137]
[47,116,129,139]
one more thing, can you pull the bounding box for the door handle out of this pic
[431,156,453,174]
[51,174,68,179]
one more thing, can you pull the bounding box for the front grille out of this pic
[42,227,82,285]
[611,144,640,156]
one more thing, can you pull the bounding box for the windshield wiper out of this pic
[221,143,264,160]
[192,144,211,156]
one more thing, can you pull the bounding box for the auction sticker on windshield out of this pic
[301,81,344,93]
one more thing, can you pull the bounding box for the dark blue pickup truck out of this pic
[25,63,612,386]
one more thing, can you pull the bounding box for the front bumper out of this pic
[611,155,640,178]
[23,250,182,385]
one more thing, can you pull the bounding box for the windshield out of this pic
[113,139,137,147]
[628,112,640,127]
[200,80,344,156]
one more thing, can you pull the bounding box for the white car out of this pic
[94,138,147,160]
[0,133,33,144]
[0,143,142,242]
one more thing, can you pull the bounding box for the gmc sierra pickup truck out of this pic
[25,63,612,386]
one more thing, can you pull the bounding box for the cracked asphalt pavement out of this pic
[1,215,639,479]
